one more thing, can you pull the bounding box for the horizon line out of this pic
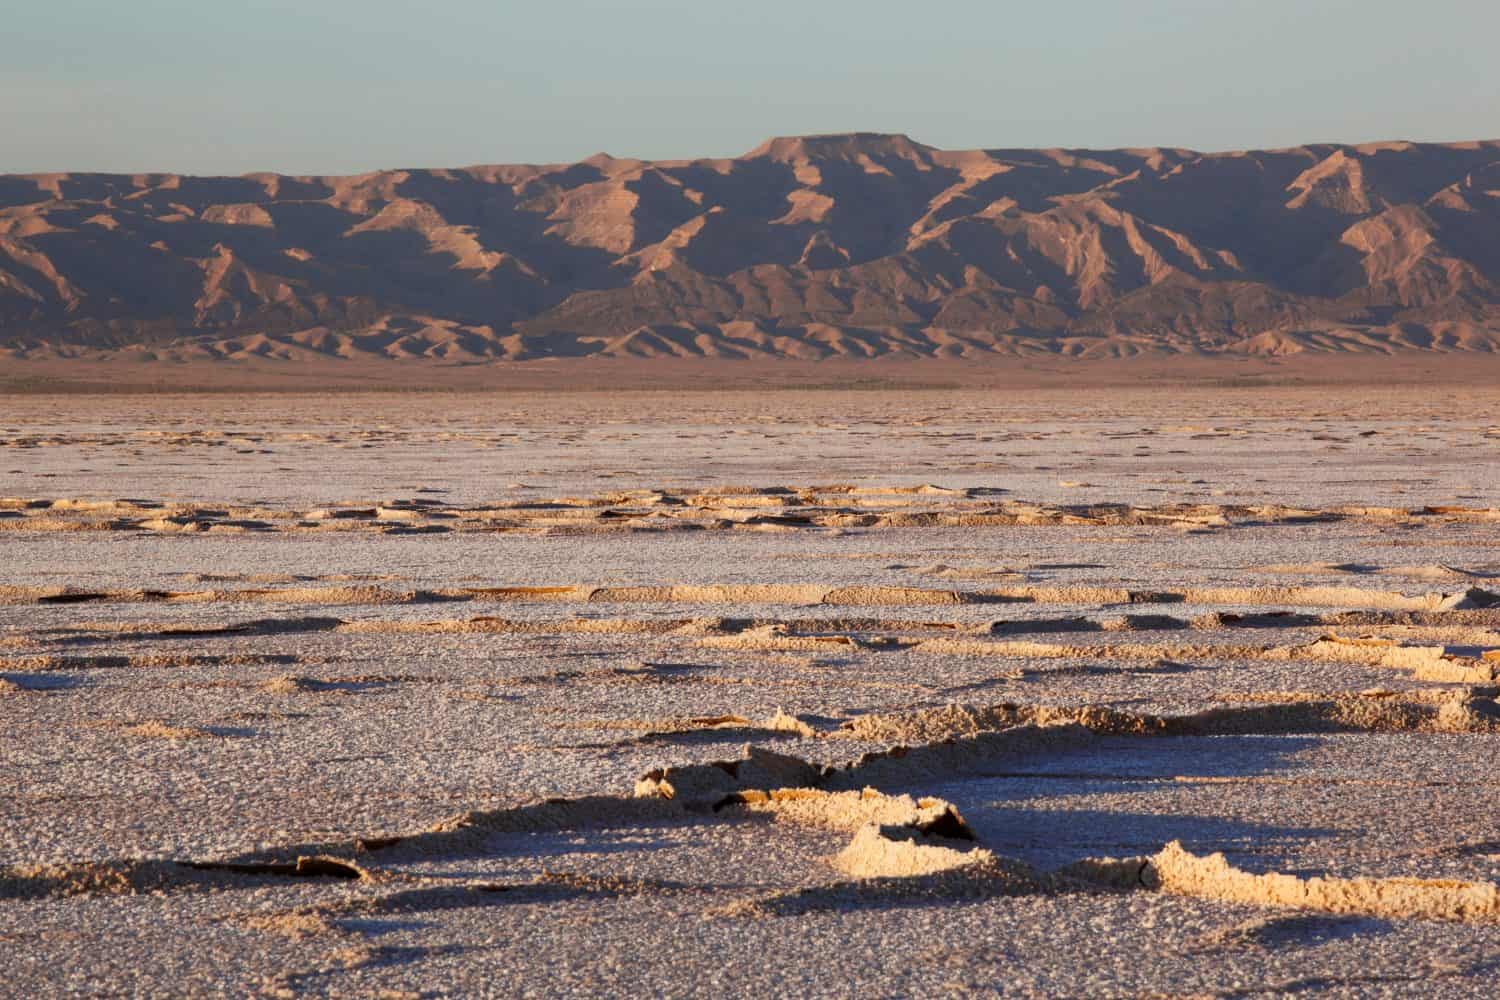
[6,131,1500,181]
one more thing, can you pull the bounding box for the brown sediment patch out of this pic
[837,691,1500,745]
[634,747,824,807]
[0,861,221,900]
[910,637,1273,660]
[714,787,975,839]
[926,635,1496,682]
[1178,690,1500,735]
[261,675,327,695]
[913,564,1025,582]
[586,584,966,606]
[256,674,431,695]
[696,624,912,652]
[46,609,1498,648]
[1137,841,1500,923]
[822,586,966,606]
[5,490,1500,541]
[569,710,818,743]
[570,714,751,733]
[832,822,991,878]
[0,585,437,607]
[983,609,1358,632]
[184,572,402,584]
[223,586,427,605]
[0,518,118,533]
[7,578,1493,610]
[335,616,679,636]
[0,652,300,672]
[22,617,346,643]
[426,795,687,840]
[842,609,1500,635]
[1298,633,1497,682]
[841,704,1175,744]
[180,857,368,880]
[118,720,217,740]
[694,629,1498,682]
[820,724,1106,791]
[1253,562,1495,582]
[0,856,372,900]
[493,664,811,692]
[765,709,819,738]
[719,837,1500,924]
[463,585,592,600]
[709,788,997,891]
[980,584,1498,610]
[1354,623,1500,645]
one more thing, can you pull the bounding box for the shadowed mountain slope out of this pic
[4,134,1500,361]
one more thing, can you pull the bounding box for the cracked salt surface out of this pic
[3,386,1500,997]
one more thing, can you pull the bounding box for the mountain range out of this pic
[4,133,1500,362]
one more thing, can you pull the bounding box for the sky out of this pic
[3,0,1498,175]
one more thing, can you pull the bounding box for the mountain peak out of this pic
[742,132,935,163]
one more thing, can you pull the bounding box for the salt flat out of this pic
[2,384,1499,998]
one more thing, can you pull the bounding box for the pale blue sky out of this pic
[4,0,1497,175]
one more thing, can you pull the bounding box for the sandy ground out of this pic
[3,382,1500,998]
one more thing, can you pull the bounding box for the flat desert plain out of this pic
[3,371,1500,997]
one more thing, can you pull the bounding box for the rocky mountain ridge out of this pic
[3,133,1500,361]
